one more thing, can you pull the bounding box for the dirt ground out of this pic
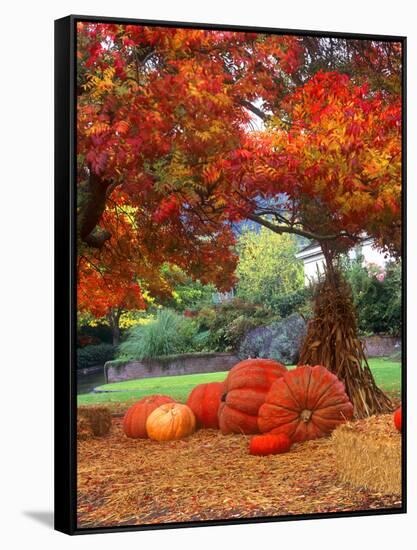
[77,418,401,528]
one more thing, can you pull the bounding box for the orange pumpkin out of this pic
[186,381,226,429]
[146,403,196,441]
[249,433,292,456]
[258,365,353,442]
[394,406,402,432]
[123,394,175,439]
[218,358,287,435]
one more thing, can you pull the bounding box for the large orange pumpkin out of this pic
[186,381,226,429]
[146,403,196,441]
[249,433,292,456]
[258,365,353,442]
[218,358,287,434]
[123,394,175,439]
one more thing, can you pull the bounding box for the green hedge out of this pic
[77,343,116,370]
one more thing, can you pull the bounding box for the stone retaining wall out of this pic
[362,335,401,358]
[104,352,239,384]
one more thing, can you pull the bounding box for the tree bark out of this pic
[107,309,122,347]
[111,322,120,347]
[78,172,114,249]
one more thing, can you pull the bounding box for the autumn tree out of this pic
[222,71,401,416]
[76,23,303,329]
[77,26,400,258]
[77,197,149,346]
[76,23,304,248]
[78,268,144,346]
[77,187,238,343]
[77,26,400,255]
[76,24,402,414]
[236,228,304,313]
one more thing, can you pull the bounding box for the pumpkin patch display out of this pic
[186,381,226,429]
[258,365,353,442]
[146,403,196,441]
[218,358,287,435]
[123,395,175,439]
[249,433,292,456]
[393,407,402,432]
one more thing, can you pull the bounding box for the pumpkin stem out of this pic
[300,409,312,423]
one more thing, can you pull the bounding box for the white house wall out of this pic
[303,254,326,285]
[360,240,387,268]
[297,239,389,286]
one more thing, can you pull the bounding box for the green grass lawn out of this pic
[365,357,402,394]
[77,357,401,409]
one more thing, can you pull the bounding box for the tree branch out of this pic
[83,230,112,249]
[246,213,358,243]
[239,99,268,121]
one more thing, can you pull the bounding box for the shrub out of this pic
[194,307,217,331]
[191,330,211,351]
[274,287,313,318]
[77,321,114,346]
[117,309,199,360]
[159,265,216,312]
[195,299,277,352]
[221,315,261,350]
[238,313,307,364]
[342,258,401,336]
[77,343,116,370]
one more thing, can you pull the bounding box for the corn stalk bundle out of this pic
[299,265,393,418]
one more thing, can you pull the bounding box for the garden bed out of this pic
[77,417,401,528]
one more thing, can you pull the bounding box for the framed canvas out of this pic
[54,14,407,535]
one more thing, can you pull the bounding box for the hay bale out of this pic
[77,406,112,438]
[332,414,401,495]
[77,416,95,440]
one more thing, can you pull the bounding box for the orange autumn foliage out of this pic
[76,24,402,323]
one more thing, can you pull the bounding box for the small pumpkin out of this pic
[393,406,402,432]
[146,403,196,441]
[258,365,353,442]
[249,433,292,456]
[186,381,226,429]
[218,358,287,435]
[123,394,175,439]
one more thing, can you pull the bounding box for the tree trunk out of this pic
[299,248,393,418]
[78,172,114,248]
[107,309,122,347]
[112,323,120,347]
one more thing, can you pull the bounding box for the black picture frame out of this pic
[54,14,407,535]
